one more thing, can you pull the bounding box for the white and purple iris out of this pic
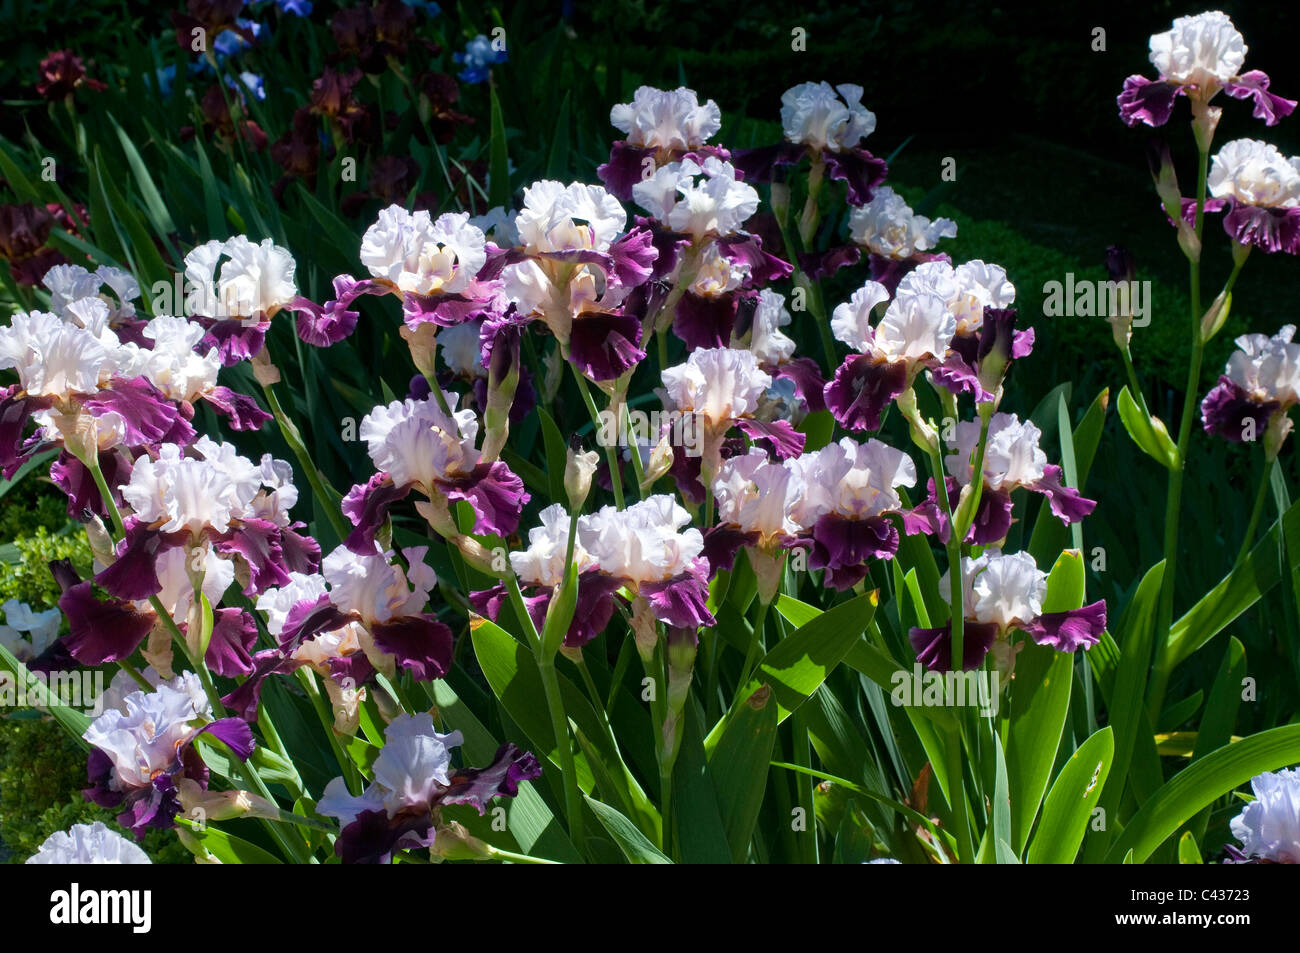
[785,437,922,590]
[824,278,950,432]
[598,86,727,200]
[1204,139,1300,255]
[82,672,254,837]
[91,436,318,601]
[733,81,888,206]
[0,306,200,519]
[909,550,1107,672]
[1226,768,1300,864]
[633,163,792,351]
[1119,11,1295,128]
[341,391,528,554]
[848,186,958,292]
[473,494,718,642]
[26,821,152,864]
[0,599,62,664]
[471,502,620,648]
[322,206,499,339]
[492,179,657,381]
[182,235,309,364]
[661,346,805,490]
[1201,324,1300,452]
[316,713,540,863]
[225,545,453,724]
[909,413,1095,546]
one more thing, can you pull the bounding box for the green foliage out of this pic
[0,717,187,864]
[0,526,92,610]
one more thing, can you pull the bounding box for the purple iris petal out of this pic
[289,292,360,346]
[0,390,52,478]
[607,226,659,288]
[635,216,693,281]
[94,521,186,600]
[1201,377,1278,442]
[1224,70,1297,126]
[807,513,899,591]
[328,652,373,689]
[369,613,454,681]
[567,310,646,381]
[1222,201,1300,255]
[196,717,257,761]
[50,449,132,519]
[58,580,156,665]
[476,245,530,282]
[673,291,737,349]
[440,743,543,813]
[205,608,259,677]
[469,582,549,635]
[967,486,1014,545]
[901,496,947,539]
[1117,75,1180,127]
[83,376,191,448]
[798,244,861,280]
[440,460,529,537]
[715,234,793,284]
[214,518,294,595]
[641,562,716,628]
[702,525,760,575]
[402,292,494,330]
[565,571,623,648]
[824,354,908,432]
[1023,600,1107,652]
[279,523,321,575]
[981,307,1033,363]
[822,148,888,206]
[772,357,827,413]
[279,594,359,652]
[598,142,655,201]
[222,649,300,721]
[729,142,806,184]
[1030,464,1097,524]
[930,350,988,401]
[908,621,1000,673]
[200,385,272,431]
[119,776,182,837]
[196,317,268,366]
[342,474,412,554]
[83,748,123,809]
[735,417,805,459]
[1171,196,1227,227]
[337,809,433,865]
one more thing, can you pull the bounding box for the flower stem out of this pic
[571,364,624,509]
[538,655,585,856]
[297,668,364,796]
[261,381,352,543]
[1151,140,1211,717]
[923,439,965,671]
[1235,463,1273,567]
[485,845,561,864]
